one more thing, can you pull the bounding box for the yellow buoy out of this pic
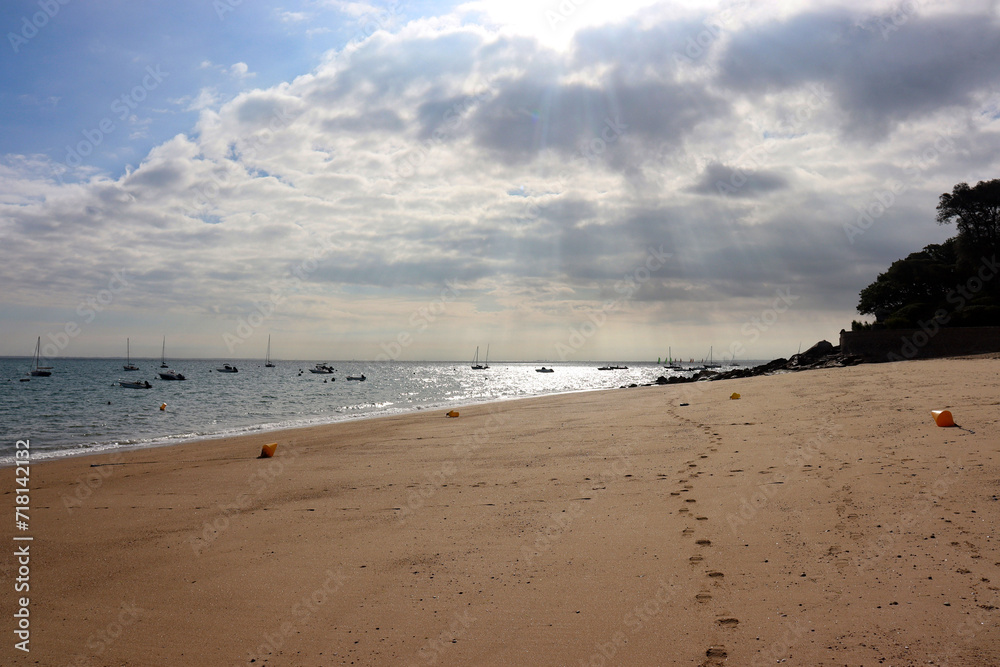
[446,410,459,418]
[160,403,166,411]
[260,443,277,458]
[931,410,955,427]
[730,392,741,400]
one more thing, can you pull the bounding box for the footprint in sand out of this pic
[670,491,681,496]
[685,498,697,503]
[707,571,725,578]
[716,618,739,627]
[678,508,690,513]
[682,528,695,536]
[695,591,712,603]
[696,516,709,521]
[695,539,712,546]
[689,555,704,563]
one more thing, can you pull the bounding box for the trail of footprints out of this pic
[667,407,738,665]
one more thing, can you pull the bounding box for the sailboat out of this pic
[264,335,275,367]
[160,336,168,368]
[123,338,139,371]
[471,345,486,370]
[664,346,683,370]
[27,337,52,377]
[701,346,721,369]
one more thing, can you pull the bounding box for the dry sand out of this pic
[2,357,999,666]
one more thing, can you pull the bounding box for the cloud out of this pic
[2,3,1000,359]
[229,62,256,79]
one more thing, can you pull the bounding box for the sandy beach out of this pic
[3,356,998,666]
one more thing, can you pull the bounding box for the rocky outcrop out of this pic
[647,341,863,387]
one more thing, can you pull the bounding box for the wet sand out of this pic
[3,356,998,666]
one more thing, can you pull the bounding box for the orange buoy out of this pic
[931,410,955,427]
[730,392,741,400]
[446,410,459,418]
[160,403,166,411]
[260,443,277,458]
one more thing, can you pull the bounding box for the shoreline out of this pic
[4,356,998,665]
[2,383,622,469]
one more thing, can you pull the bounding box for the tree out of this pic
[857,241,958,324]
[936,179,1000,265]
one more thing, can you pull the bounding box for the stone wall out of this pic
[840,326,1000,362]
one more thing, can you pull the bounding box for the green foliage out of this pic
[936,179,1000,265]
[857,180,1000,329]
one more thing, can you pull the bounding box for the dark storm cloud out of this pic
[690,161,789,198]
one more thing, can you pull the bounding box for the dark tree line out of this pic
[855,179,1000,329]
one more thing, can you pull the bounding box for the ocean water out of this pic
[0,357,749,465]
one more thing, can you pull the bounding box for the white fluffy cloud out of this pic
[2,1,1000,360]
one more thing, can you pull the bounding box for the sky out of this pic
[2,0,1000,362]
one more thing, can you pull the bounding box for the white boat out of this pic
[664,347,683,370]
[27,336,52,377]
[117,379,151,389]
[158,370,186,381]
[696,346,721,370]
[123,338,139,371]
[160,336,168,368]
[309,363,335,374]
[216,364,238,373]
[265,335,275,368]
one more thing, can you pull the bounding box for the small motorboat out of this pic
[117,380,152,389]
[346,374,366,381]
[598,365,628,370]
[535,367,554,373]
[158,370,186,381]
[309,363,335,374]
[216,364,239,373]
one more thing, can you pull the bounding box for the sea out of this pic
[0,357,752,466]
